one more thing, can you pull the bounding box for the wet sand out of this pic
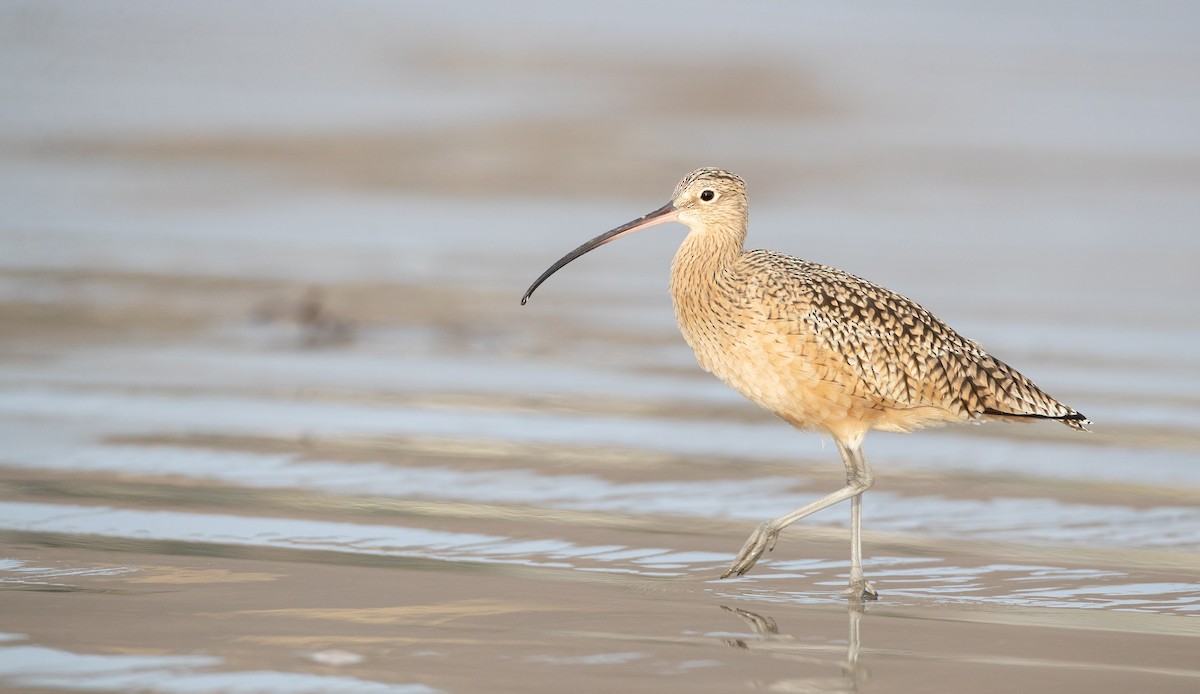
[2,2,1199,692]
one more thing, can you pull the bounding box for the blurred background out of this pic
[1,1,1198,692]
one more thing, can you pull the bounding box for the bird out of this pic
[521,167,1089,600]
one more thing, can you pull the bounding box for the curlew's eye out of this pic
[700,189,716,202]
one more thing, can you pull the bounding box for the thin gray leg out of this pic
[722,438,876,590]
[838,441,877,600]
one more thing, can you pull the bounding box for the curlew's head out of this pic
[521,167,748,305]
[671,167,748,230]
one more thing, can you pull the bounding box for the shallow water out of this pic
[2,2,1199,692]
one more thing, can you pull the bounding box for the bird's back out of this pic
[672,247,1088,441]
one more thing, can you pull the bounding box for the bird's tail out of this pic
[982,408,1091,432]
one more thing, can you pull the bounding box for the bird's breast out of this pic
[669,259,811,404]
[667,251,915,441]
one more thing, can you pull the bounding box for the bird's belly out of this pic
[680,320,933,442]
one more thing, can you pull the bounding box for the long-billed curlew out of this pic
[521,167,1089,599]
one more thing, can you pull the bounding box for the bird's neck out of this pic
[669,225,745,311]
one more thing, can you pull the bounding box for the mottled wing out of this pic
[737,250,1089,429]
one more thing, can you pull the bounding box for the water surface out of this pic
[1,2,1198,692]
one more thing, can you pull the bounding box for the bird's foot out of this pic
[721,521,779,578]
[842,579,879,602]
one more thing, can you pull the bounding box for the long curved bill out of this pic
[521,201,679,305]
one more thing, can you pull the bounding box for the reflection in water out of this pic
[720,604,868,693]
[719,605,779,650]
[712,600,1200,690]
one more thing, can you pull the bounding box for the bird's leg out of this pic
[722,439,875,580]
[839,441,877,600]
[845,493,879,599]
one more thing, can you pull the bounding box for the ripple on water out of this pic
[0,501,693,576]
[2,502,1197,615]
[1,385,1197,487]
[738,561,1200,613]
[4,442,1198,551]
